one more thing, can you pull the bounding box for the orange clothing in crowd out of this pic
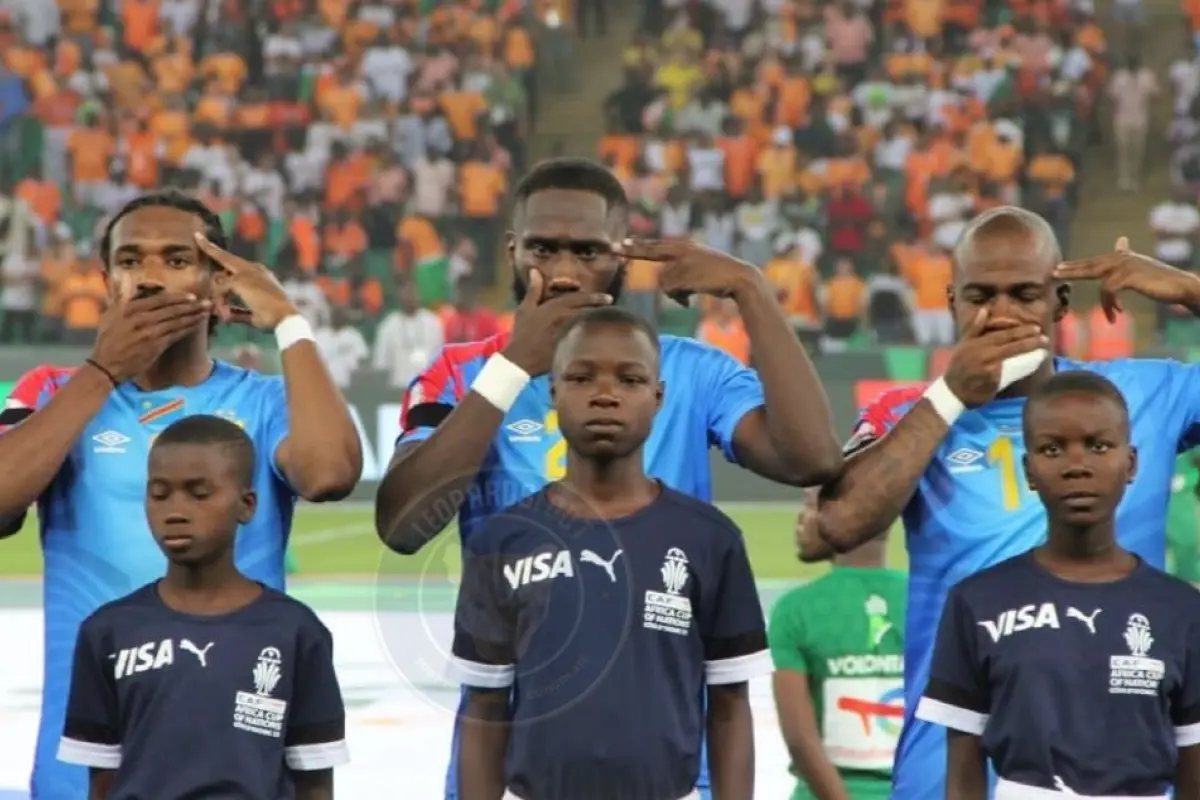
[698,316,751,365]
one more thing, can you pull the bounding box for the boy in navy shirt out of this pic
[450,306,771,800]
[57,415,349,799]
[916,371,1200,798]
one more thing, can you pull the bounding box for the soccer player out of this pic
[0,191,361,798]
[451,307,770,800]
[58,415,349,799]
[770,490,906,800]
[916,371,1200,797]
[1168,452,1200,582]
[813,208,1200,800]
[375,157,842,799]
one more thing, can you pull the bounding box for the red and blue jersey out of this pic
[850,358,1200,800]
[398,331,767,799]
[4,362,298,800]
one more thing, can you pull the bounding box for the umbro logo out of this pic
[92,430,131,454]
[506,419,543,442]
[946,447,984,472]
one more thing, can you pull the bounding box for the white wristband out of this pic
[471,353,531,413]
[923,377,966,427]
[275,315,315,352]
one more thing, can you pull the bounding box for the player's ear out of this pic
[1127,446,1138,484]
[238,489,257,525]
[1022,454,1037,493]
[655,379,665,410]
[945,284,955,314]
[505,230,518,268]
[1053,283,1070,321]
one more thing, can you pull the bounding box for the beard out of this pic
[512,263,627,304]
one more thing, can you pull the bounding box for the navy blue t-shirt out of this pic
[916,551,1200,796]
[57,583,349,799]
[450,485,771,800]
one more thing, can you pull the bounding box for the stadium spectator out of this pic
[373,281,445,391]
[603,0,1099,348]
[315,306,369,389]
[1109,55,1158,193]
[0,0,538,356]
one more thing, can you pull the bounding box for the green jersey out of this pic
[1169,454,1200,581]
[768,566,907,800]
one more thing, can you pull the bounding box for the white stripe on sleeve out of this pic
[705,649,773,685]
[915,696,989,736]
[446,656,515,689]
[57,737,121,769]
[285,739,350,770]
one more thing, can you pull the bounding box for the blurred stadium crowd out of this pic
[0,0,1167,391]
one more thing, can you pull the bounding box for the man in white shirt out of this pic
[373,283,444,389]
[316,308,370,389]
[1148,188,1200,269]
[282,273,331,328]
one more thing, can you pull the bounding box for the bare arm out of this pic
[818,314,1047,551]
[707,682,755,800]
[373,284,612,554]
[88,768,115,800]
[274,340,363,502]
[373,396,506,554]
[771,671,850,800]
[816,401,949,552]
[291,768,334,800]
[0,364,114,521]
[945,730,987,800]
[730,273,842,485]
[1179,746,1200,800]
[458,688,510,800]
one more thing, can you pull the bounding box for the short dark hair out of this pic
[512,157,628,219]
[1023,370,1130,435]
[151,414,257,487]
[553,306,660,358]
[99,190,227,269]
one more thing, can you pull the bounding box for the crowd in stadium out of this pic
[4,0,1200,798]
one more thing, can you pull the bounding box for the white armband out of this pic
[275,315,315,352]
[923,378,965,427]
[470,354,531,413]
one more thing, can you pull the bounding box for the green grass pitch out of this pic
[0,503,909,580]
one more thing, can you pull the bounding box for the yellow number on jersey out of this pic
[987,436,1023,511]
[544,411,566,481]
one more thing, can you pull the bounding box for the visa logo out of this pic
[978,603,1061,643]
[112,639,175,679]
[504,551,574,590]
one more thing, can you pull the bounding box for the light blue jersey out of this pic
[849,358,1200,800]
[4,362,297,799]
[399,331,767,799]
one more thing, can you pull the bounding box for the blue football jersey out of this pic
[398,331,767,799]
[848,358,1200,800]
[4,361,298,800]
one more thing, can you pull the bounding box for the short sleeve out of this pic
[700,521,771,685]
[58,619,121,769]
[397,347,463,448]
[767,590,810,673]
[449,535,516,689]
[914,589,990,736]
[255,375,294,489]
[1166,362,1200,451]
[284,617,349,771]
[0,365,68,431]
[1172,617,1200,747]
[689,341,764,464]
[844,385,924,456]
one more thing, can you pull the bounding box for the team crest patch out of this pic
[643,547,692,636]
[1109,613,1164,697]
[233,647,287,738]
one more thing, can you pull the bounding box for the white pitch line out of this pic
[292,524,375,547]
[300,500,800,514]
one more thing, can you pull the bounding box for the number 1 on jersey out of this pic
[544,411,567,481]
[987,436,1024,511]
